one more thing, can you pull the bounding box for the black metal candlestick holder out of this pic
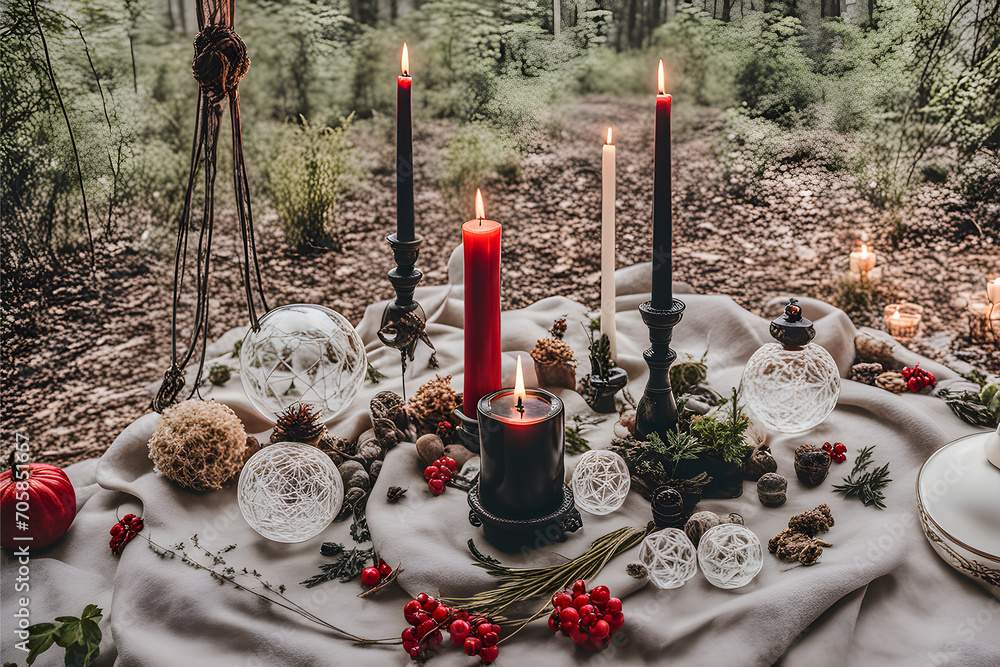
[378,233,436,399]
[634,298,686,440]
[451,406,480,454]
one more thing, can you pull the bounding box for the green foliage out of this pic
[438,121,519,216]
[829,275,885,328]
[688,388,752,464]
[269,115,358,252]
[26,604,102,666]
[833,445,892,509]
[720,12,819,124]
[959,151,1000,230]
[652,7,730,106]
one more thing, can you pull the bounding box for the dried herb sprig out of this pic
[833,445,892,509]
[300,546,375,587]
[565,414,606,455]
[143,534,396,645]
[443,525,651,622]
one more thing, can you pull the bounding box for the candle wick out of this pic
[515,396,524,417]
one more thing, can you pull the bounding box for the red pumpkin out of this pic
[1,463,77,550]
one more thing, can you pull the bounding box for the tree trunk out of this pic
[554,0,561,36]
[722,0,732,21]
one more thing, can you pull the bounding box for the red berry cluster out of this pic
[436,420,457,444]
[901,365,936,392]
[109,514,144,556]
[550,318,568,339]
[547,580,624,652]
[822,442,847,464]
[401,594,501,663]
[424,456,457,495]
[361,558,393,587]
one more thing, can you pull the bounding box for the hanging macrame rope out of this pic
[152,0,268,412]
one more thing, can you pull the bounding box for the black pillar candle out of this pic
[477,388,564,519]
[651,58,672,310]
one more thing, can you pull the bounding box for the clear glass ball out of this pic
[240,304,367,421]
[238,442,343,543]
[571,450,631,515]
[741,342,840,434]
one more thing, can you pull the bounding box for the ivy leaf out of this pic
[26,623,58,665]
[26,606,103,666]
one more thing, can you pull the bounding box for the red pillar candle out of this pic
[396,43,415,242]
[463,189,502,415]
[651,59,672,311]
[477,356,565,518]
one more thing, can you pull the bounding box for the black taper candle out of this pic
[651,59,672,310]
[396,44,415,242]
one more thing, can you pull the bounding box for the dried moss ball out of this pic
[148,399,248,491]
[684,511,722,547]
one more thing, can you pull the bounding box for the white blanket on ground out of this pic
[3,252,998,667]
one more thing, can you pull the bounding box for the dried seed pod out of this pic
[794,445,832,487]
[338,460,370,493]
[243,436,262,465]
[684,511,721,547]
[369,459,382,479]
[416,433,446,466]
[875,371,907,394]
[373,418,404,449]
[371,391,409,431]
[723,512,745,525]
[743,442,778,481]
[386,486,407,503]
[787,503,835,537]
[850,362,883,386]
[757,472,787,507]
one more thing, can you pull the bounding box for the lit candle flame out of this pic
[657,59,665,95]
[891,310,901,321]
[514,355,526,403]
[401,43,409,76]
[861,243,868,257]
[606,127,613,145]
[994,277,1000,285]
[475,188,485,220]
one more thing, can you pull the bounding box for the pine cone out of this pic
[371,391,409,431]
[271,404,325,445]
[850,362,883,386]
[530,338,576,367]
[386,486,407,503]
[875,371,907,394]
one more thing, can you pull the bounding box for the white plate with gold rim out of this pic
[916,427,1000,596]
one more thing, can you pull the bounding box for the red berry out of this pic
[424,466,439,480]
[432,605,450,623]
[548,611,560,632]
[450,619,471,643]
[438,456,457,472]
[482,631,498,647]
[559,607,580,625]
[607,611,625,633]
[822,442,832,451]
[570,627,590,645]
[426,630,443,650]
[402,627,416,642]
[834,443,846,454]
[480,645,499,663]
[605,598,622,613]
[464,637,482,656]
[552,592,573,609]
[573,594,591,610]
[590,585,611,604]
[403,640,419,656]
[590,619,610,639]
[416,593,429,604]
[422,597,439,613]
[476,622,493,638]
[404,601,423,624]
[491,624,501,637]
[579,604,596,618]
[428,478,445,495]
[573,580,587,595]
[416,619,436,639]
[379,562,393,578]
[361,567,381,587]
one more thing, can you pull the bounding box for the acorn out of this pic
[794,445,832,487]
[743,442,778,481]
[757,472,788,507]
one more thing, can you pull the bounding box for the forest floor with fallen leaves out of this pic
[3,96,998,466]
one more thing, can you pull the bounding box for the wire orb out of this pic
[238,442,343,543]
[639,528,699,589]
[697,523,764,589]
[570,450,631,515]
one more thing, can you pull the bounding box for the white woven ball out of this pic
[638,528,698,589]
[570,450,631,515]
[697,523,764,589]
[238,442,343,543]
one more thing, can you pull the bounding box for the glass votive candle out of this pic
[884,303,923,344]
[967,293,999,345]
[849,244,877,276]
[987,277,1000,306]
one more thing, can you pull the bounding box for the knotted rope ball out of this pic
[148,399,248,491]
[192,25,250,105]
[238,442,343,543]
[638,528,698,589]
[570,450,631,515]
[697,523,764,589]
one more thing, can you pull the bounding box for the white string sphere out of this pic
[697,523,764,589]
[238,442,343,543]
[638,528,698,589]
[570,450,631,515]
